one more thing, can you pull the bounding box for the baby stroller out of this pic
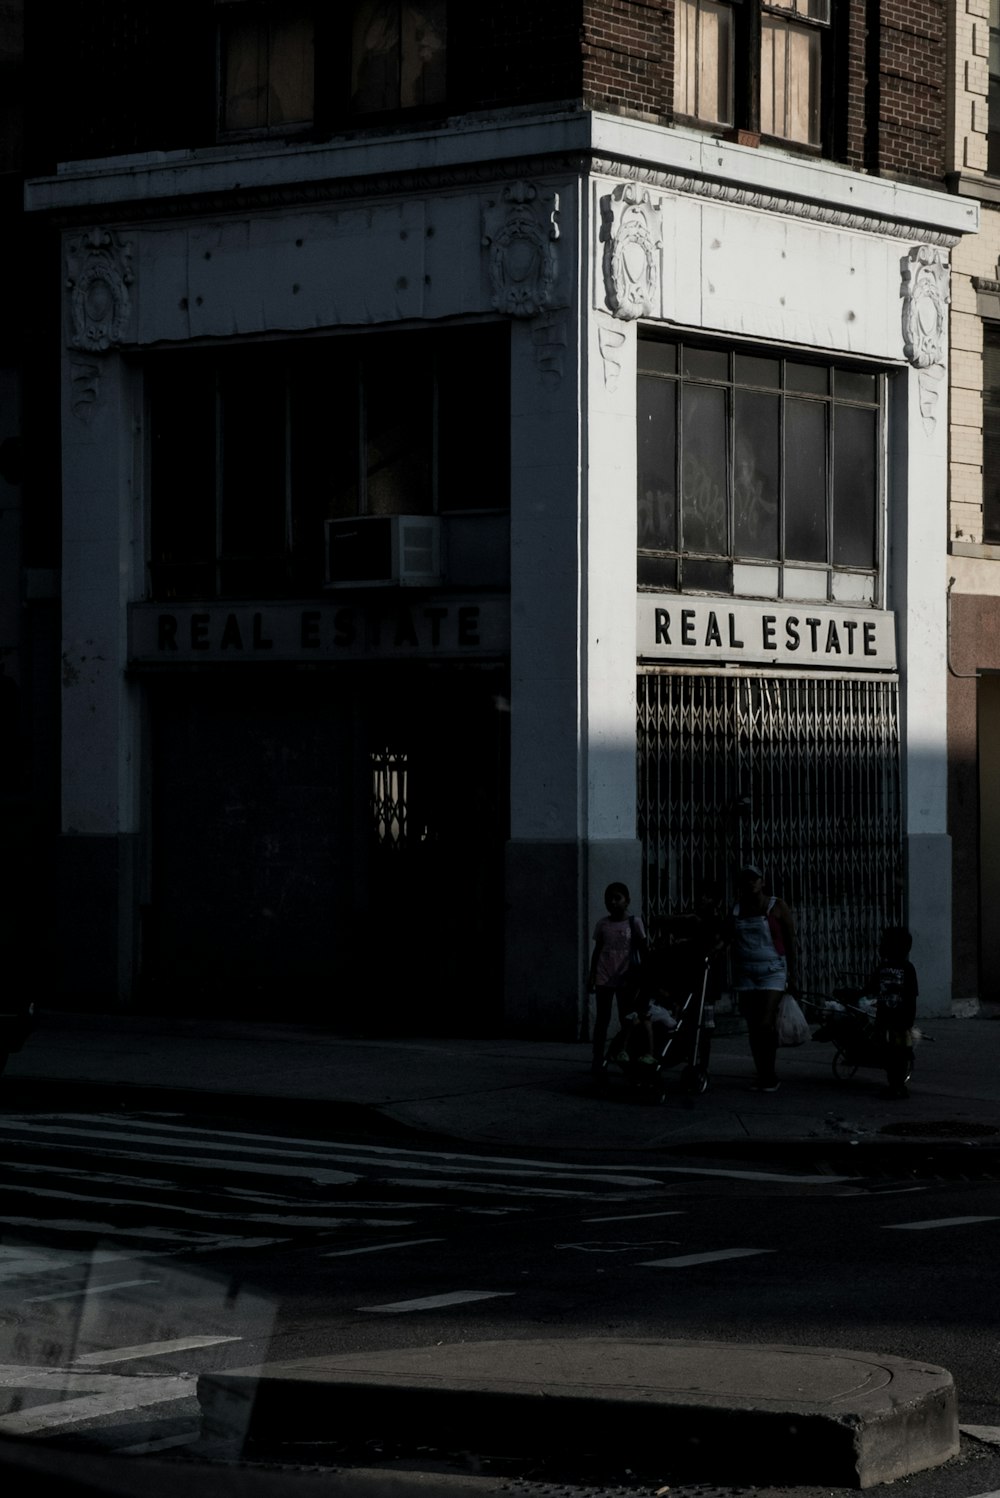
[654,951,714,1098]
[605,952,714,1102]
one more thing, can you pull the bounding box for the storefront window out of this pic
[147,325,509,601]
[637,337,883,601]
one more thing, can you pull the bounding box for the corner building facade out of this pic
[26,2,973,1030]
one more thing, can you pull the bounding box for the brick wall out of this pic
[874,0,948,181]
[580,0,671,123]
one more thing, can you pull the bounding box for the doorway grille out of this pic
[637,670,903,996]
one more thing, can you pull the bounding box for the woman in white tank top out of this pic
[728,866,798,1093]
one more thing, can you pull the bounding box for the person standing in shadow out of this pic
[727,865,798,1094]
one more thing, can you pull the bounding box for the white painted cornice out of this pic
[24,110,979,245]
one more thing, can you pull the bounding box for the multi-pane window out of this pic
[674,0,831,149]
[637,339,883,602]
[147,327,509,601]
[217,1,447,137]
[983,325,1000,544]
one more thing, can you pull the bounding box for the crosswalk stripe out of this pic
[0,1115,661,1186]
[884,1216,1000,1231]
[75,1336,243,1365]
[323,1237,444,1257]
[0,1181,413,1231]
[360,1290,516,1312]
[640,1248,776,1267]
[24,1278,159,1304]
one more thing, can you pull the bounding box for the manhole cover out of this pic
[879,1120,999,1138]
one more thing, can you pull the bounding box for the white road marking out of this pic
[0,1117,657,1186]
[322,1237,444,1258]
[381,1177,648,1200]
[361,1290,516,1313]
[883,1216,1000,1231]
[0,1371,195,1436]
[0,1218,285,1253]
[583,1210,687,1223]
[0,1181,410,1231]
[555,1240,680,1253]
[659,1166,852,1184]
[21,1114,671,1177]
[0,1130,358,1188]
[0,1246,137,1281]
[640,1247,776,1268]
[75,1336,242,1365]
[24,1278,158,1304]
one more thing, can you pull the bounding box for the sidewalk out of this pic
[4,1004,1000,1158]
[4,1004,999,1489]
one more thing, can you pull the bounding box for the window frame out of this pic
[215,0,317,141]
[673,0,836,156]
[636,336,887,606]
[145,326,509,604]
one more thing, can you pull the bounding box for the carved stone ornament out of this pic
[600,184,662,321]
[66,228,135,352]
[900,244,949,370]
[482,181,560,318]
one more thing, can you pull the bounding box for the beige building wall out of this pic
[947,0,1000,1004]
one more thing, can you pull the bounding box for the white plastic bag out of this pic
[776,993,810,1046]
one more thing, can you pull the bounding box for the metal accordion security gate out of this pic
[637,670,903,997]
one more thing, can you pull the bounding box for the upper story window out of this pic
[146,326,509,602]
[674,0,831,149]
[351,1,447,115]
[217,1,446,138]
[637,337,883,604]
[218,3,315,134]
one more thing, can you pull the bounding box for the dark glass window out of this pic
[637,337,883,597]
[218,3,315,134]
[350,1,447,115]
[216,1,447,137]
[984,325,1000,544]
[147,326,509,601]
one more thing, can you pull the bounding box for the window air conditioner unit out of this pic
[324,515,441,588]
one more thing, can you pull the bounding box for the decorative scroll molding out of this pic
[66,227,134,353]
[598,324,627,392]
[69,358,101,421]
[481,180,560,318]
[900,245,949,435]
[531,316,568,387]
[600,184,662,320]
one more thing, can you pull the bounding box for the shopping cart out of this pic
[801,988,916,1085]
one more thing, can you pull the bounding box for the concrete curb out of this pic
[197,1338,959,1490]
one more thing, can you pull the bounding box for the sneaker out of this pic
[637,1053,657,1066]
[750,1081,781,1093]
[609,1050,630,1067]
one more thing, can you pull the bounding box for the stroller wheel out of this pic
[681,1065,709,1095]
[832,1049,859,1082]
